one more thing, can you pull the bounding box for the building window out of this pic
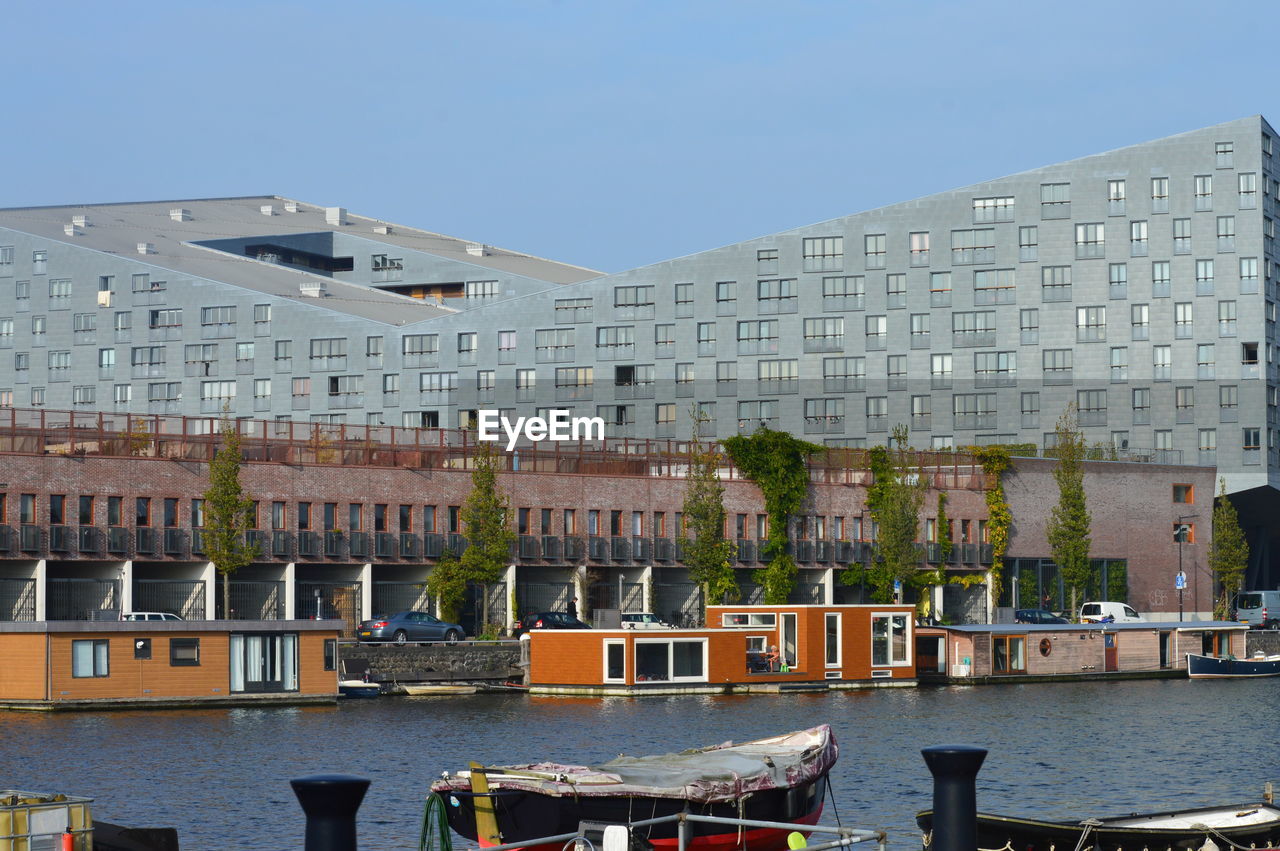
[1110,346,1128,382]
[1216,141,1234,168]
[170,634,199,665]
[871,614,909,666]
[864,234,886,269]
[951,228,995,265]
[1217,216,1236,252]
[823,357,865,393]
[1040,183,1070,219]
[1041,266,1071,302]
[1174,302,1194,338]
[865,315,887,348]
[1020,308,1039,345]
[930,353,953,389]
[1153,345,1172,381]
[1219,301,1237,337]
[674,283,693,317]
[613,286,655,320]
[1042,349,1073,383]
[1107,180,1126,216]
[910,232,930,266]
[1018,226,1038,262]
[737,320,779,356]
[1239,173,1258,209]
[973,196,1014,223]
[1152,261,1171,298]
[1075,223,1105,259]
[309,338,347,370]
[803,236,843,272]
[1195,259,1215,295]
[757,278,797,314]
[1151,176,1170,213]
[1240,257,1259,292]
[885,274,907,309]
[1109,263,1128,299]
[822,276,864,311]
[1173,218,1191,254]
[757,249,778,276]
[1130,221,1148,256]
[1076,306,1106,342]
[72,639,109,678]
[1195,174,1214,211]
[973,269,1015,305]
[534,328,574,362]
[696,322,716,356]
[803,317,844,352]
[554,297,593,324]
[929,272,952,307]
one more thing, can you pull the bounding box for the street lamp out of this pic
[1175,513,1199,622]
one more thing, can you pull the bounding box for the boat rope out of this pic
[1071,818,1103,851]
[976,842,1014,851]
[417,792,453,851]
[738,793,749,847]
[826,777,843,828]
[1194,822,1258,850]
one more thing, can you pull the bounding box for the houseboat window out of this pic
[825,613,842,668]
[746,636,767,652]
[635,638,707,682]
[230,633,298,693]
[134,638,152,660]
[721,612,777,628]
[992,635,1026,674]
[604,640,626,683]
[871,614,910,666]
[324,639,336,671]
[170,638,200,666]
[72,639,109,678]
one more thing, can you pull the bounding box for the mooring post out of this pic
[920,745,987,851]
[291,773,371,851]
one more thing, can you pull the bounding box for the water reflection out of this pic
[2,679,1277,850]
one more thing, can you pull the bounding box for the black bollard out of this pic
[291,774,371,851]
[921,745,987,851]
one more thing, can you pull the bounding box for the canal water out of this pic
[5,679,1279,850]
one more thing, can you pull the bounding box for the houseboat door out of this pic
[1103,632,1118,672]
[781,612,798,668]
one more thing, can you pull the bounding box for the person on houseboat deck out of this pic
[763,645,781,671]
[567,597,578,619]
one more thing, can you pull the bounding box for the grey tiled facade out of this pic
[2,116,1278,503]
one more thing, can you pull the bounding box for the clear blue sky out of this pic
[4,0,1275,273]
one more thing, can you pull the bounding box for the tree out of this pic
[458,441,515,631]
[681,411,738,613]
[722,426,820,604]
[1046,405,1092,618]
[203,421,260,620]
[426,549,466,623]
[1210,478,1249,619]
[861,425,927,603]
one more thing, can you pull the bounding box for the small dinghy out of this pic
[917,801,1280,851]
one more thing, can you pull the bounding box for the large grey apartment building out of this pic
[2,115,1278,571]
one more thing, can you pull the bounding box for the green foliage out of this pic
[681,414,738,608]
[459,442,516,627]
[722,427,821,603]
[1045,406,1093,616]
[1210,478,1250,619]
[427,549,466,623]
[202,422,260,619]
[970,445,1012,600]
[935,491,953,563]
[863,425,927,603]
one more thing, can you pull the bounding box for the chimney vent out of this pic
[465,242,489,257]
[64,224,82,237]
[137,242,155,255]
[71,215,90,228]
[299,280,327,298]
[373,224,392,235]
[170,208,192,222]
[325,207,347,226]
[260,204,275,216]
[284,201,301,213]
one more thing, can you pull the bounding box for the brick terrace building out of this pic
[0,409,1216,632]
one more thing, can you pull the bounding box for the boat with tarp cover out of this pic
[1187,652,1280,678]
[431,725,837,851]
[917,801,1280,851]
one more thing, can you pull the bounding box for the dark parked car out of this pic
[513,611,591,635]
[356,611,464,645]
[1014,608,1069,625]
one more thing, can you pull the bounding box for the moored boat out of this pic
[400,683,478,696]
[1187,652,1280,678]
[917,802,1280,851]
[338,679,381,698]
[431,725,837,851]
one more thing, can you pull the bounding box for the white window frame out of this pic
[720,612,777,628]
[602,638,627,684]
[825,612,842,669]
[871,613,911,667]
[634,637,708,683]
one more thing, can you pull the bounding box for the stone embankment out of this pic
[338,641,523,684]
[1245,630,1280,656]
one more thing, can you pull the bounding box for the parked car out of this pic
[513,611,591,635]
[1236,590,1280,629]
[1014,608,1069,625]
[620,612,673,629]
[1078,602,1145,623]
[121,612,183,621]
[356,611,464,645]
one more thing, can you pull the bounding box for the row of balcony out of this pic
[0,525,993,567]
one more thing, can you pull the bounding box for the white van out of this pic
[1236,590,1280,629]
[1078,602,1145,623]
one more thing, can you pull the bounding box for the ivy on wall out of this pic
[970,445,1012,600]
[722,428,822,604]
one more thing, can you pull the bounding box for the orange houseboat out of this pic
[526,604,917,695]
[0,620,340,710]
